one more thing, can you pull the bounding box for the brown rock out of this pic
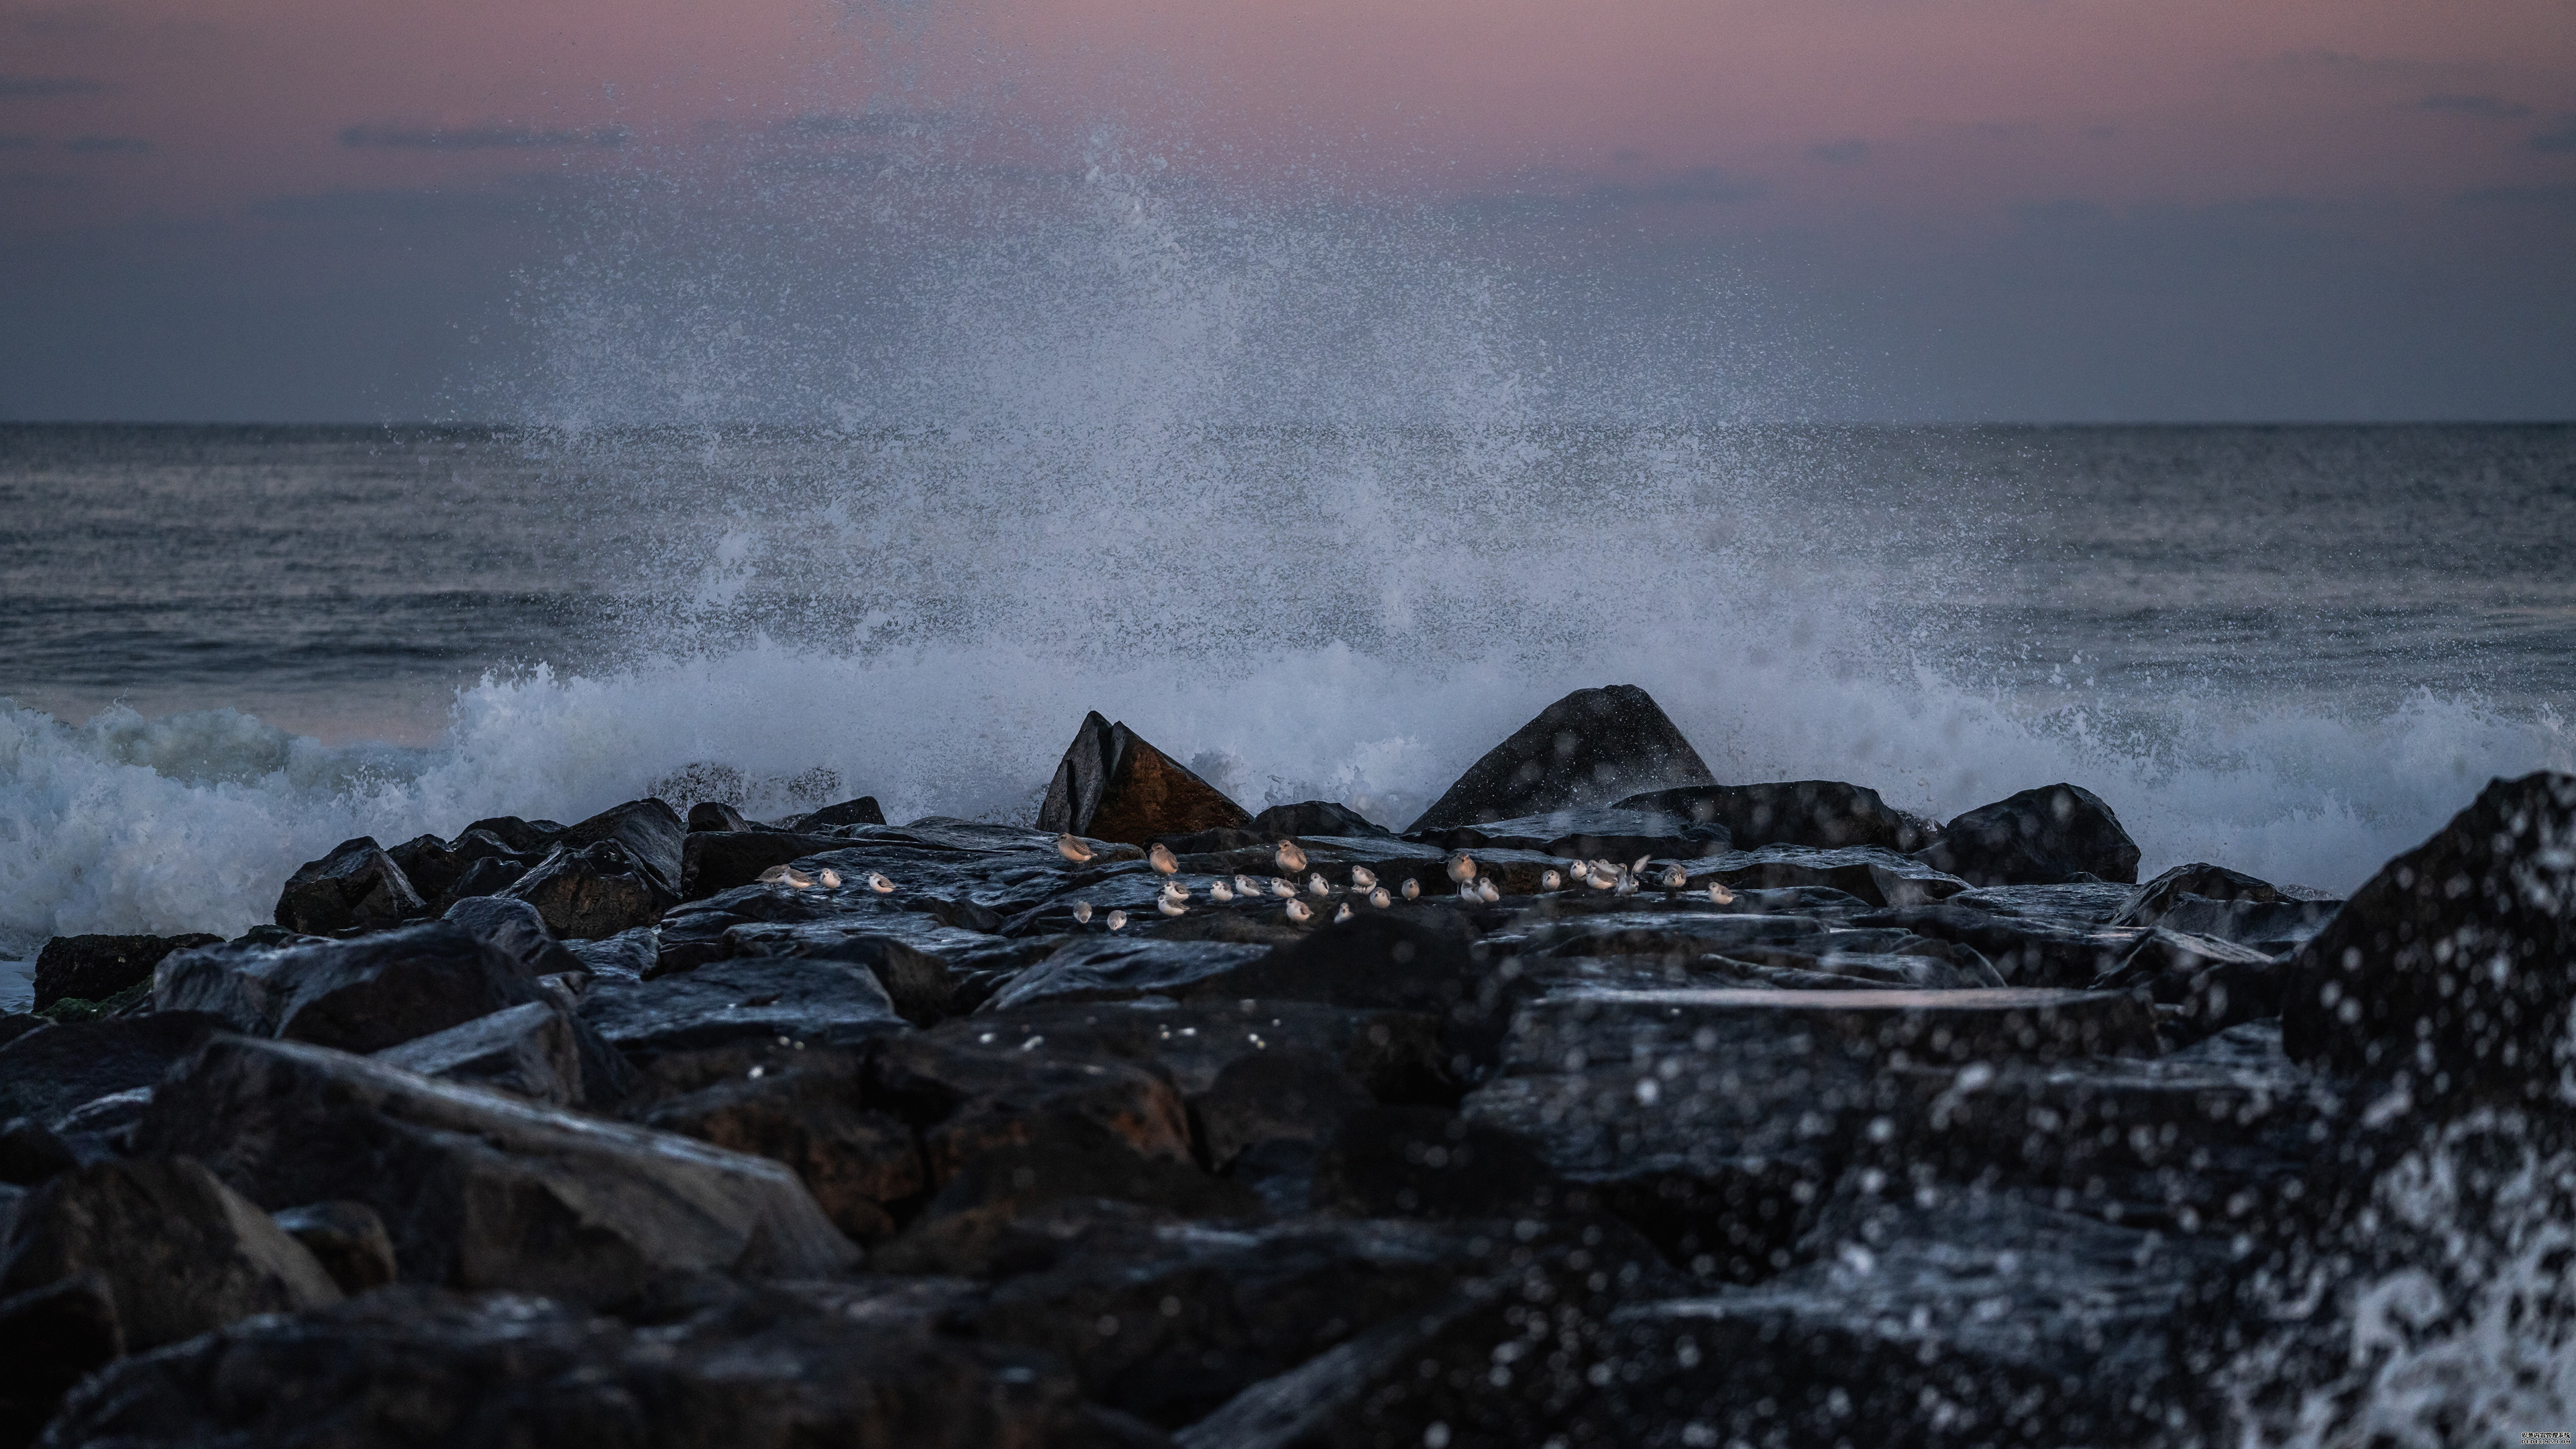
[1038,711,1251,845]
[643,1055,926,1242]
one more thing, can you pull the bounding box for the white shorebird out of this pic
[757,865,814,888]
[1234,874,1261,898]
[1401,878,1421,900]
[1707,881,1736,906]
[1614,870,1641,898]
[1586,867,1617,892]
[1350,865,1378,890]
[1072,900,1094,924]
[816,868,842,888]
[1476,878,1501,904]
[1270,877,1298,898]
[1148,843,1179,875]
[1334,902,1352,922]
[1057,834,1095,864]
[1285,899,1312,923]
[1157,897,1187,917]
[1631,855,1651,875]
[1106,909,1129,931]
[1368,886,1391,908]
[1210,879,1235,903]
[1274,840,1309,874]
[1446,853,1477,884]
[1161,880,1190,902]
[1541,869,1562,892]
[1307,872,1330,898]
[1661,865,1689,890]
[866,872,896,894]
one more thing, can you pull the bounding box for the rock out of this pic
[2146,895,2340,955]
[0,1013,225,1126]
[272,837,427,934]
[981,938,1273,1013]
[373,1000,635,1112]
[30,933,221,1014]
[720,926,961,1024]
[686,800,750,833]
[154,921,545,1054]
[1163,910,1507,1067]
[1038,711,1254,845]
[790,795,888,831]
[131,1035,859,1299]
[566,926,658,981]
[44,1284,1142,1449]
[2283,770,2576,1093]
[680,829,855,898]
[445,853,531,901]
[1250,800,1393,839]
[879,1143,1267,1276]
[1684,845,1971,908]
[0,1157,341,1350]
[2112,861,2286,926]
[553,798,687,898]
[0,1273,121,1442]
[501,839,671,940]
[1409,806,1729,861]
[1617,779,1939,852]
[1309,1103,1558,1218]
[578,955,910,1057]
[1407,685,1716,833]
[1912,782,2141,885]
[2088,928,2288,1045]
[440,893,588,977]
[272,1201,398,1295]
[0,1120,78,1187]
[869,1024,1195,1187]
[384,832,471,904]
[642,1053,924,1243]
[1585,1191,2235,1448]
[460,814,565,855]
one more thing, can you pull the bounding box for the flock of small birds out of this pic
[757,834,1737,932]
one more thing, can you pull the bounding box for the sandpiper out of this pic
[866,872,896,894]
[1401,878,1421,900]
[1275,841,1308,874]
[1148,843,1179,875]
[1307,872,1330,898]
[1210,879,1235,902]
[1234,874,1261,897]
[1476,878,1501,903]
[1707,881,1736,906]
[1660,865,1688,890]
[1106,909,1128,930]
[1614,871,1640,897]
[1445,853,1477,883]
[1350,865,1378,890]
[1541,868,1562,891]
[1368,886,1391,908]
[1057,834,1095,863]
[1270,877,1298,898]
[1161,880,1190,902]
[1285,899,1312,923]
[1334,902,1352,922]
[1072,901,1094,924]
[816,868,842,889]
[1157,897,1187,917]
[757,865,813,888]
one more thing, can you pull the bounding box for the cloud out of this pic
[2420,93,2530,120]
[2534,115,2576,154]
[1809,139,1868,166]
[62,133,149,154]
[0,74,104,98]
[337,122,629,150]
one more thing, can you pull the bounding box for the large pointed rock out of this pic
[1036,710,1251,845]
[273,837,425,934]
[1407,684,1715,833]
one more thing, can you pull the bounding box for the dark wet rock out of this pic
[1618,778,1940,853]
[551,797,687,898]
[790,794,888,831]
[2089,928,2288,1046]
[154,920,545,1054]
[374,1000,635,1112]
[0,1120,78,1187]
[1040,711,1254,845]
[643,1051,923,1243]
[983,938,1273,1012]
[882,1144,1267,1276]
[2284,769,2576,1094]
[680,829,855,898]
[1162,910,1509,1065]
[1148,826,1270,855]
[578,955,910,1057]
[441,892,588,977]
[272,1200,398,1295]
[1913,782,2142,885]
[1855,903,2166,987]
[132,1034,858,1299]
[460,814,565,855]
[51,1087,152,1138]
[1945,879,2139,923]
[1871,1020,2336,1235]
[501,839,672,940]
[2113,861,2286,926]
[444,852,531,901]
[1409,806,1729,861]
[1310,1103,1558,1218]
[1684,844,1971,908]
[384,832,472,906]
[30,932,221,1014]
[720,926,961,1024]
[1408,684,1717,832]
[1250,800,1395,839]
[0,1157,341,1350]
[0,1013,225,1126]
[0,1273,121,1443]
[869,1025,1195,1187]
[44,1283,1144,1449]
[1586,1190,2237,1448]
[273,836,427,934]
[2148,895,2341,955]
[685,800,750,833]
[566,926,658,981]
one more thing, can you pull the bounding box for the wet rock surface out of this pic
[6,705,2567,1448]
[1407,684,1717,830]
[29,935,221,1015]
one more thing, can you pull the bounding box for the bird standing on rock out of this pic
[1476,878,1501,904]
[1350,866,1378,890]
[1661,865,1689,890]
[867,872,896,894]
[1275,841,1309,874]
[1614,871,1640,898]
[1158,898,1187,917]
[1307,873,1331,898]
[1541,869,1562,892]
[1106,910,1129,931]
[1234,874,1261,898]
[1210,880,1235,902]
[1586,867,1617,892]
[1270,877,1298,898]
[1446,853,1477,884]
[1148,843,1179,875]
[1057,835,1095,864]
[1161,881,1190,903]
[1707,882,1736,906]
[1401,878,1421,900]
[1368,886,1391,908]
[1073,901,1093,924]
[1334,903,1352,922]
[1285,899,1312,923]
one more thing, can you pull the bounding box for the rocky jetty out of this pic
[3,686,2569,1447]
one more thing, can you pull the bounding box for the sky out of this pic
[2,0,2573,422]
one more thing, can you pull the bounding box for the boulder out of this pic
[1407,806,1729,861]
[0,1274,122,1443]
[441,894,588,977]
[1616,778,1939,852]
[680,829,854,898]
[552,798,687,898]
[1685,845,1971,908]
[30,933,222,1014]
[578,955,910,1057]
[131,1035,859,1299]
[373,1000,635,1112]
[0,1120,79,1187]
[44,1284,1139,1449]
[154,921,545,1055]
[273,1201,398,1295]
[981,938,1273,1013]
[881,1142,1267,1275]
[1037,711,1253,845]
[445,853,531,901]
[719,926,961,1024]
[1249,800,1393,839]
[0,1013,225,1126]
[1912,782,2141,885]
[1163,910,1505,1066]
[685,800,750,833]
[2283,770,2576,1093]
[867,1025,1196,1187]
[642,1053,925,1243]
[460,815,564,855]
[1407,685,1715,832]
[501,840,671,940]
[272,837,427,934]
[790,796,888,831]
[0,1157,341,1350]
[384,833,470,904]
[2111,861,2285,926]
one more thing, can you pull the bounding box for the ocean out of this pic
[3,420,2571,997]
